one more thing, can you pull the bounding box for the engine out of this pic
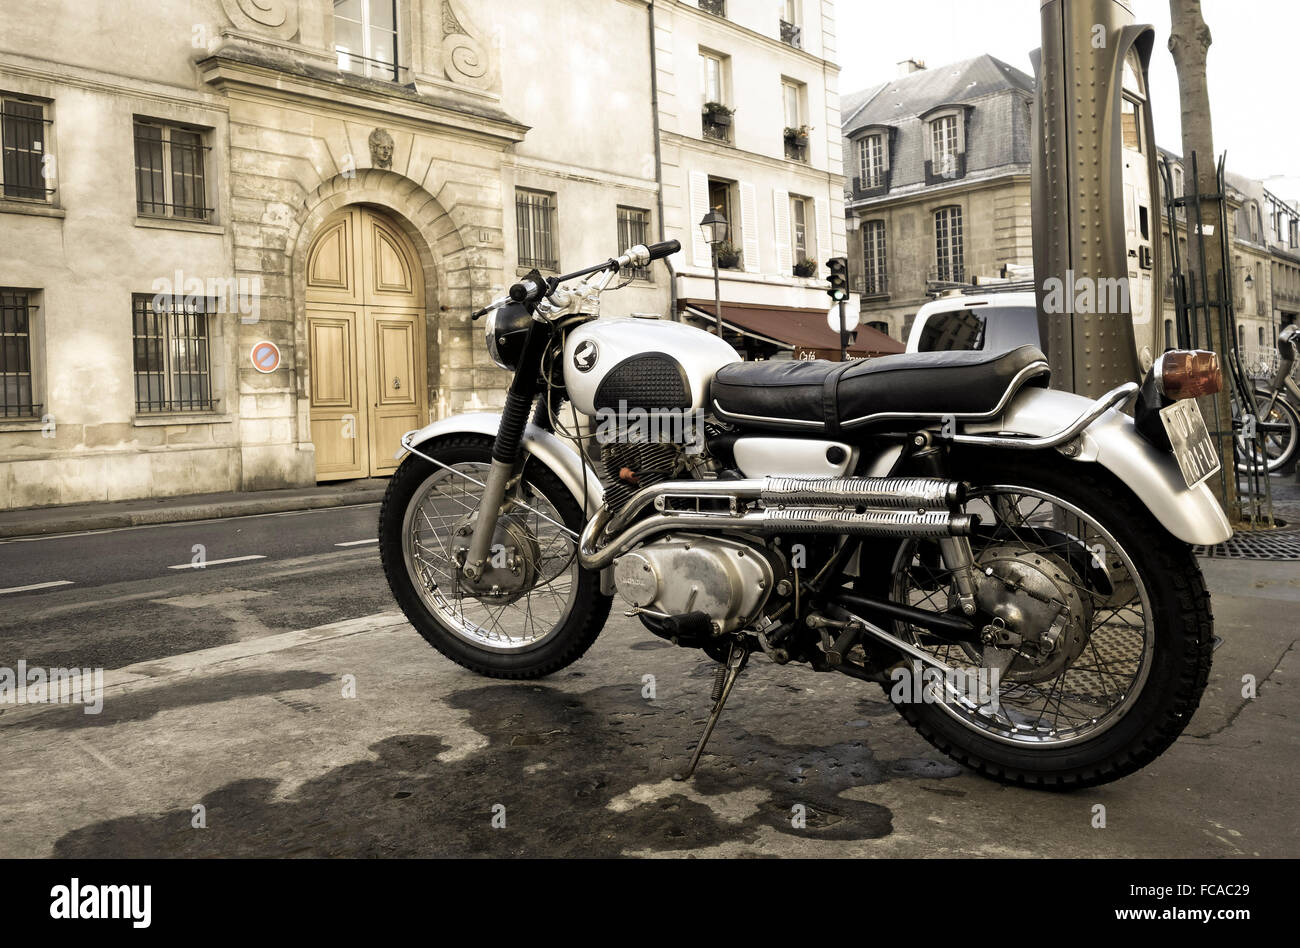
[613,534,777,634]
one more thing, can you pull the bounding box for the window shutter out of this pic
[689,170,712,268]
[815,196,832,275]
[773,188,792,275]
[739,181,760,273]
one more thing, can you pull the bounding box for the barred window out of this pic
[862,219,887,295]
[617,206,652,281]
[1,289,39,418]
[857,134,883,189]
[134,121,211,220]
[516,188,558,271]
[132,294,216,413]
[334,0,400,81]
[934,205,964,283]
[930,115,959,175]
[1,96,52,202]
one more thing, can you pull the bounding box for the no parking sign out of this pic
[251,341,281,373]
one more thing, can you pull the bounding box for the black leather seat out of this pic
[711,344,1050,433]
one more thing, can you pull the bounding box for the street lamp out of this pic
[700,207,728,337]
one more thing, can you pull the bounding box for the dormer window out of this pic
[920,106,968,184]
[850,125,893,198]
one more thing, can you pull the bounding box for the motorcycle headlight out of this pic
[485,301,532,371]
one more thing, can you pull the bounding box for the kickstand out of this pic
[673,640,750,782]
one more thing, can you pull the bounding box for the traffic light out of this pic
[826,257,848,302]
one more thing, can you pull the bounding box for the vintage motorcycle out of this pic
[378,240,1233,789]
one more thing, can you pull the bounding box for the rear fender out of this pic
[963,387,1233,546]
[402,413,605,518]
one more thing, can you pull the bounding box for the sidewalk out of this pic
[0,479,388,539]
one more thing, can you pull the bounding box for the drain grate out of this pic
[1194,518,1300,560]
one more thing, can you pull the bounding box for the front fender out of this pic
[402,413,605,518]
[965,387,1233,546]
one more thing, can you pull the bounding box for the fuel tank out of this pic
[562,317,739,417]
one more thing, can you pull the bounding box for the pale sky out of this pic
[836,0,1300,202]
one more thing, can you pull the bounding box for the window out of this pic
[334,0,399,81]
[134,121,210,220]
[780,0,801,48]
[790,196,808,262]
[700,51,731,143]
[617,206,651,281]
[1,95,51,202]
[1,289,39,418]
[1164,318,1174,351]
[699,0,726,16]
[707,178,733,227]
[934,206,964,283]
[515,188,558,271]
[862,219,887,295]
[1121,96,1143,152]
[1259,326,1266,346]
[930,115,959,177]
[782,80,806,160]
[866,320,890,336]
[700,52,723,104]
[858,134,884,189]
[132,294,215,414]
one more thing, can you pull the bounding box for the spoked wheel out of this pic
[858,456,1214,789]
[379,433,610,678]
[1236,390,1299,473]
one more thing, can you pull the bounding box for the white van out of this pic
[905,290,1040,355]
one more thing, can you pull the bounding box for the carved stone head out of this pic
[368,128,394,170]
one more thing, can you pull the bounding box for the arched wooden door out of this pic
[305,207,427,480]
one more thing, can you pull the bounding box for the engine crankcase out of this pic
[613,534,773,634]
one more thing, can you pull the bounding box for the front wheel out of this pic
[857,455,1214,790]
[379,433,611,678]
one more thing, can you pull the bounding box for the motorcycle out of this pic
[378,240,1233,790]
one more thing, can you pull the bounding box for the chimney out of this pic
[896,58,926,76]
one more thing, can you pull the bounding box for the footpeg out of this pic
[673,639,749,781]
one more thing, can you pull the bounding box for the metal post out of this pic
[712,245,723,337]
[838,298,848,362]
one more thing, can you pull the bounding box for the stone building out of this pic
[653,0,851,354]
[840,56,1035,342]
[0,0,669,508]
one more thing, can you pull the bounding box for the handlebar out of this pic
[471,240,682,319]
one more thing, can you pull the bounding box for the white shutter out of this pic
[739,181,760,273]
[689,170,711,268]
[772,188,792,276]
[815,196,832,276]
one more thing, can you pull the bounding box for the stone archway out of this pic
[286,171,473,481]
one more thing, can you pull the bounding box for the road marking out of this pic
[167,555,267,570]
[335,538,379,547]
[0,580,74,595]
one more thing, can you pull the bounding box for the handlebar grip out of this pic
[508,280,537,303]
[644,239,681,261]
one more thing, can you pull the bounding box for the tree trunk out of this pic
[1168,0,1239,520]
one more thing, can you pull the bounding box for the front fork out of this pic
[460,323,552,583]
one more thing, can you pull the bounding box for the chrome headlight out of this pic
[485,301,532,371]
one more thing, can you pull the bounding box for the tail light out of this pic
[1154,350,1222,400]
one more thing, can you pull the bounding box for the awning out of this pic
[679,299,904,358]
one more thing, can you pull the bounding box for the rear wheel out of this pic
[379,433,611,678]
[857,455,1214,790]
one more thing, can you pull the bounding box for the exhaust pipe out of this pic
[579,503,977,571]
[605,475,963,536]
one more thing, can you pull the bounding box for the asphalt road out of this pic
[0,505,393,670]
[0,507,1295,859]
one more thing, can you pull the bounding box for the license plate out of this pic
[1159,398,1221,488]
